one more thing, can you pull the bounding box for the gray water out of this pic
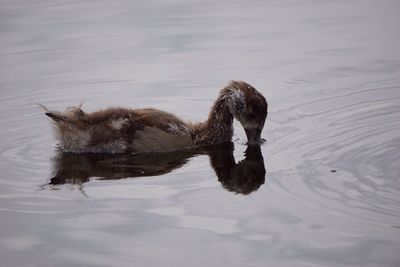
[1,0,400,266]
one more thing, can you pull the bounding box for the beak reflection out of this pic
[244,127,263,145]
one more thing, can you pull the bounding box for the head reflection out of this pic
[48,142,266,195]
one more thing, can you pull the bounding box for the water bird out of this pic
[44,81,268,153]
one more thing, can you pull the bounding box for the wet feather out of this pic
[44,81,268,153]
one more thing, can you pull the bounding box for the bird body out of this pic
[45,81,268,154]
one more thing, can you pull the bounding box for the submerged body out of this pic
[45,81,268,153]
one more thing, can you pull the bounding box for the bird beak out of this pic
[244,127,262,145]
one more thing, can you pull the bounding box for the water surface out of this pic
[1,0,400,266]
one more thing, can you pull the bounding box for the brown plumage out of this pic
[44,81,268,154]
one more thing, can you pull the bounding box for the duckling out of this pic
[44,81,268,153]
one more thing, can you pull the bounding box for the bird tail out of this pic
[36,103,66,123]
[40,103,86,124]
[45,112,68,122]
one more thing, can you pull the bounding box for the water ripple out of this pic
[268,76,400,229]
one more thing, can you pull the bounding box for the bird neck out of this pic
[193,96,235,145]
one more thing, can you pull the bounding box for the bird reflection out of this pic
[48,142,266,195]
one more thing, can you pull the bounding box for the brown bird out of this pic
[44,81,268,153]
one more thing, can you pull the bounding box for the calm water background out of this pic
[1,0,400,266]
